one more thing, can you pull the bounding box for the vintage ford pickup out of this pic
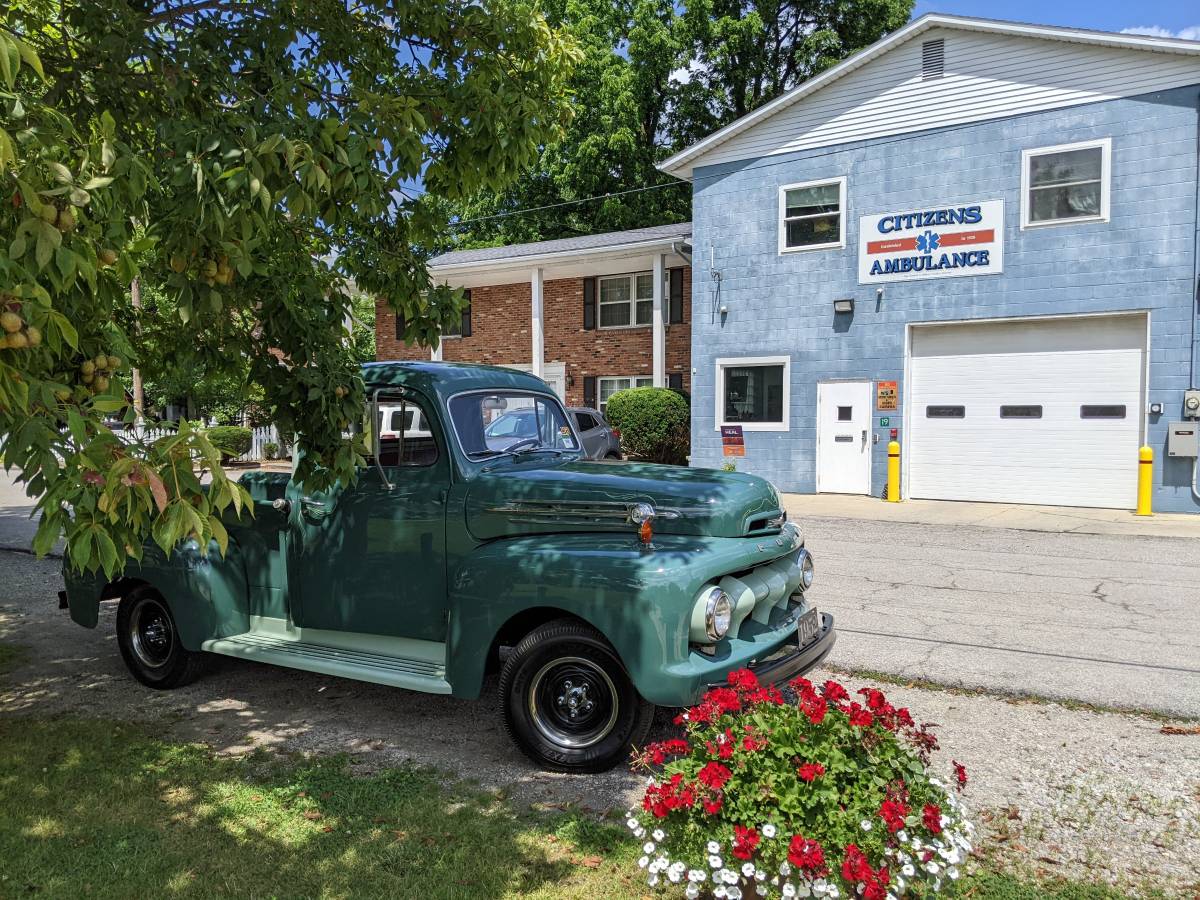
[61,362,835,771]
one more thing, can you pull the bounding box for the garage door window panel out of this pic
[716,357,790,431]
[779,178,846,252]
[1081,404,1126,419]
[1022,139,1111,228]
[1000,405,1043,419]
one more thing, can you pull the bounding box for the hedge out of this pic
[604,387,689,465]
[205,425,252,460]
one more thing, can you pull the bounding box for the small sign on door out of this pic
[876,381,898,411]
[721,425,745,457]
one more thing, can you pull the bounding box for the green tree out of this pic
[437,0,911,248]
[0,1,578,576]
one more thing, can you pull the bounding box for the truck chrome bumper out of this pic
[706,612,836,689]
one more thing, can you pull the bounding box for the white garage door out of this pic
[907,315,1145,508]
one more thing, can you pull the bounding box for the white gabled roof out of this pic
[658,14,1200,180]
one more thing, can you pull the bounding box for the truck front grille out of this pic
[718,548,807,638]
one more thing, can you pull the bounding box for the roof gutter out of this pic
[428,234,692,275]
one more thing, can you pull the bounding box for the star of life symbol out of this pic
[916,230,940,253]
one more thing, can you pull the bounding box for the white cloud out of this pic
[1120,25,1200,41]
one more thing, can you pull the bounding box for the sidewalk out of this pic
[782,492,1200,539]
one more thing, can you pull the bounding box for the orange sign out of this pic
[721,425,745,457]
[876,381,898,411]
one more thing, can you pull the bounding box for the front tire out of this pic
[499,619,654,773]
[116,588,206,689]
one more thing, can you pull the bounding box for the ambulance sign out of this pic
[858,200,1004,284]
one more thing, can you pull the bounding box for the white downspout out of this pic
[531,267,545,379]
[652,253,666,387]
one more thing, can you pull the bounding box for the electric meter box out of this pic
[1167,422,1199,458]
[1184,390,1200,419]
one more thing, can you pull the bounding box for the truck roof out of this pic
[361,360,553,401]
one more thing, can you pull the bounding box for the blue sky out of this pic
[911,0,1199,39]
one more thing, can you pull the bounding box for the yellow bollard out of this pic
[1135,445,1153,516]
[886,440,901,503]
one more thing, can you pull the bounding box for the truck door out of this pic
[286,391,449,641]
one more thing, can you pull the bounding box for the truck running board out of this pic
[203,621,452,694]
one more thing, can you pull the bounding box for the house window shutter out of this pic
[394,309,407,341]
[460,290,472,337]
[583,277,596,330]
[668,372,683,392]
[583,376,597,409]
[668,268,684,324]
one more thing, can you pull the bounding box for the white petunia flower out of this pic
[634,827,646,839]
[709,855,724,869]
[653,829,665,841]
[756,887,768,897]
[728,888,743,899]
[782,884,797,898]
[708,840,722,854]
[827,887,840,899]
[948,867,960,880]
[689,869,707,883]
[860,819,873,831]
[714,886,727,899]
[627,818,639,830]
[779,862,792,876]
[648,874,659,887]
[925,862,940,874]
[901,864,915,877]
[742,863,757,877]
[638,856,649,869]
[755,869,767,882]
[722,868,739,885]
[686,885,700,900]
[762,823,777,839]
[896,830,908,842]
[668,868,682,883]
[643,842,656,854]
[894,876,906,893]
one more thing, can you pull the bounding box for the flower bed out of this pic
[627,670,973,899]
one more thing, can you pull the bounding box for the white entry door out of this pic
[817,381,873,494]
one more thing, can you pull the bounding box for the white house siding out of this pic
[682,27,1200,173]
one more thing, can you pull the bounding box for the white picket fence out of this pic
[117,423,282,463]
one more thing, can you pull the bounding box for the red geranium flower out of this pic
[787,834,828,876]
[697,761,732,790]
[847,703,874,728]
[923,803,944,834]
[953,760,968,791]
[742,727,768,752]
[821,679,849,702]
[732,825,760,860]
[707,686,743,714]
[727,669,759,691]
[878,798,908,832]
[702,793,723,815]
[797,761,825,783]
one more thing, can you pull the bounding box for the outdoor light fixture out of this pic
[833,298,854,314]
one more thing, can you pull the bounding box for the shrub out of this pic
[605,387,689,464]
[627,669,974,899]
[263,441,280,460]
[722,461,737,472]
[205,425,252,460]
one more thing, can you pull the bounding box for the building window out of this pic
[715,356,790,431]
[442,289,471,338]
[598,375,652,414]
[779,177,846,252]
[926,405,965,418]
[1021,139,1111,228]
[598,273,653,328]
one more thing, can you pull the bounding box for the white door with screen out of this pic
[906,315,1145,508]
[817,381,873,494]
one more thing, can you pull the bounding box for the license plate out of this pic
[797,608,820,649]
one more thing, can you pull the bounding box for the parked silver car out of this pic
[568,406,622,459]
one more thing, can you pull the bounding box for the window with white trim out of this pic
[715,357,790,431]
[598,375,652,414]
[598,272,653,328]
[1021,139,1111,227]
[779,178,846,251]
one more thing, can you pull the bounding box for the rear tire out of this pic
[605,451,622,460]
[116,588,207,689]
[499,619,654,773]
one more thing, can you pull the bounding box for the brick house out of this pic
[375,223,692,414]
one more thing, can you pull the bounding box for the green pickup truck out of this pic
[61,362,835,772]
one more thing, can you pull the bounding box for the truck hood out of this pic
[464,459,786,541]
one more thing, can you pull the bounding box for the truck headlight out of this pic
[796,548,815,591]
[704,588,733,641]
[690,586,733,643]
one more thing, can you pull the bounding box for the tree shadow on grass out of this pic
[0,717,639,899]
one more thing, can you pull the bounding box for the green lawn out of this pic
[0,715,1148,899]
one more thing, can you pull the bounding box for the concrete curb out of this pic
[0,544,61,560]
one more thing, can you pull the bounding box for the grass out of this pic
[0,642,27,676]
[0,717,641,899]
[824,664,1199,724]
[0,716,1166,899]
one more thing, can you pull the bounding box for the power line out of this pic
[447,181,687,227]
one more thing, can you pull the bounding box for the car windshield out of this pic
[449,391,580,458]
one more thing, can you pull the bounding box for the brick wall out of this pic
[375,268,692,408]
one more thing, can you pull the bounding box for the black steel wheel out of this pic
[116,588,206,689]
[499,619,654,772]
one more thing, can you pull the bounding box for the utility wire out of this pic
[446,181,688,227]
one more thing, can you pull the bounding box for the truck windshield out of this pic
[449,391,580,459]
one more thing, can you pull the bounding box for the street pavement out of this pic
[2,467,1198,717]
